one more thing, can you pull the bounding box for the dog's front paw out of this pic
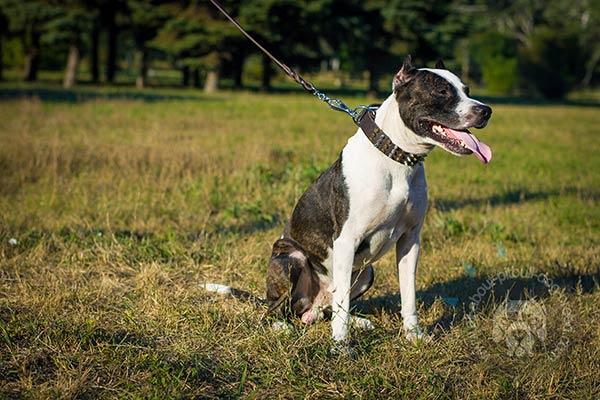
[404,327,432,343]
[330,341,354,357]
[350,315,375,331]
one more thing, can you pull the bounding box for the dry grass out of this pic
[1,86,599,399]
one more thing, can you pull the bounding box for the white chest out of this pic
[340,133,428,267]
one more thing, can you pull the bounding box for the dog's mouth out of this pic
[419,119,492,164]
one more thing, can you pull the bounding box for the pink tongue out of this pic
[445,128,492,164]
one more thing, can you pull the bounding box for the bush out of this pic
[481,56,518,95]
[517,29,585,99]
[469,32,518,95]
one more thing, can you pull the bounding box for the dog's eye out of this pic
[433,88,449,97]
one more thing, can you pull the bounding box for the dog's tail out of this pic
[201,283,289,316]
[201,283,267,306]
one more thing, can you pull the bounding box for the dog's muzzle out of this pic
[469,104,492,129]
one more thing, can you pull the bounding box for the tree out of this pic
[78,0,103,84]
[0,9,6,80]
[323,0,425,95]
[238,0,327,92]
[542,0,600,88]
[96,0,128,83]
[0,0,59,81]
[90,15,100,83]
[153,0,246,92]
[43,2,94,88]
[126,0,169,88]
[580,0,600,86]
[479,0,598,96]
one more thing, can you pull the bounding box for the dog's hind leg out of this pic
[266,238,320,320]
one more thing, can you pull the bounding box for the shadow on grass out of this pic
[432,186,600,211]
[0,86,219,103]
[353,270,600,332]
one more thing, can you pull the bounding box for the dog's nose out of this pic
[473,104,492,120]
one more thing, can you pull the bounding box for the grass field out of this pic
[1,84,600,399]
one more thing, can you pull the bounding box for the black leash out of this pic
[207,0,426,167]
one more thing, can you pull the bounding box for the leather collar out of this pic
[355,109,426,167]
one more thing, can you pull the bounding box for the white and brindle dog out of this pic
[264,56,492,348]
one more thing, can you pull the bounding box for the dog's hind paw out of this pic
[350,316,375,331]
[271,321,295,334]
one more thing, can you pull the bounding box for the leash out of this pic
[208,0,426,167]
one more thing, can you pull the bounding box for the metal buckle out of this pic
[350,106,370,126]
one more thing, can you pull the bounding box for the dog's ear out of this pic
[435,59,446,69]
[393,55,417,88]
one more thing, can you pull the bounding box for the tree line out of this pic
[0,0,598,98]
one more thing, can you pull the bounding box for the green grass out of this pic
[1,84,599,399]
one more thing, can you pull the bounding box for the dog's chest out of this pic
[341,138,427,266]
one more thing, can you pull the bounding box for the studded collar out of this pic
[355,109,427,167]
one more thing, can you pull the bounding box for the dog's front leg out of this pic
[330,236,356,346]
[396,230,425,341]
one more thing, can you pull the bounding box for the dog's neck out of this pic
[375,93,435,156]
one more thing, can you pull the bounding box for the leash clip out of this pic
[314,91,355,117]
[350,105,377,126]
[315,90,376,119]
[316,90,379,127]
[323,96,353,115]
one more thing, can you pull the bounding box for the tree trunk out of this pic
[321,59,328,73]
[204,69,219,93]
[182,65,190,87]
[135,49,148,89]
[192,68,200,88]
[23,31,40,82]
[460,39,470,81]
[90,24,100,83]
[581,47,600,87]
[367,68,379,98]
[63,45,80,88]
[106,10,117,83]
[233,65,243,89]
[261,53,273,92]
[0,33,3,81]
[232,52,244,89]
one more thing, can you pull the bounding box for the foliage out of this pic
[0,0,600,96]
[152,1,241,67]
[518,28,587,99]
[469,32,518,94]
[0,0,59,38]
[127,0,169,44]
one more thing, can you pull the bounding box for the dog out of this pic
[264,55,492,348]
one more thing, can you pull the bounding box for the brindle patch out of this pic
[395,70,462,136]
[266,237,321,316]
[287,154,349,270]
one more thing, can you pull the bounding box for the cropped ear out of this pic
[393,55,417,89]
[435,59,446,69]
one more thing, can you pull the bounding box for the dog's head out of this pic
[393,55,492,163]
